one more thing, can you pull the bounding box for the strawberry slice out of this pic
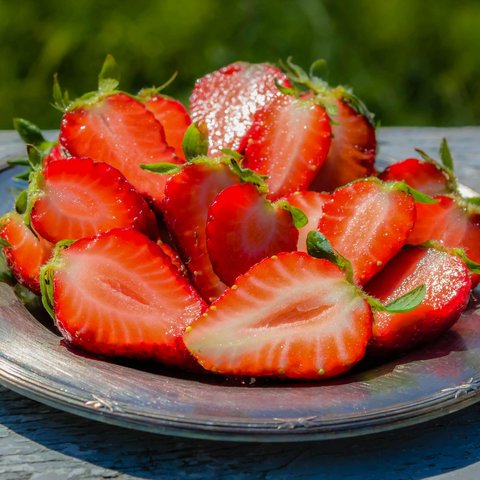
[309,98,376,192]
[379,158,451,196]
[190,62,290,155]
[240,95,332,199]
[60,92,181,211]
[318,179,416,284]
[143,95,191,161]
[0,212,53,294]
[365,247,471,355]
[407,195,480,285]
[184,252,372,379]
[30,157,158,243]
[206,183,298,285]
[163,159,240,302]
[42,228,206,369]
[285,191,330,252]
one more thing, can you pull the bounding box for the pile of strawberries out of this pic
[1,56,479,380]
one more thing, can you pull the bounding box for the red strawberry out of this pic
[184,252,372,379]
[60,92,181,212]
[240,95,332,199]
[157,242,189,279]
[407,195,480,285]
[206,183,298,285]
[190,62,290,155]
[309,98,376,192]
[379,158,451,196]
[318,179,416,284]
[365,247,471,355]
[0,212,53,294]
[30,157,158,243]
[284,190,330,252]
[43,143,65,166]
[43,228,207,369]
[143,95,191,161]
[163,159,240,302]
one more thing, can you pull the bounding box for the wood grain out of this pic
[0,128,479,479]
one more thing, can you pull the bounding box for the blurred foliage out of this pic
[1,0,479,129]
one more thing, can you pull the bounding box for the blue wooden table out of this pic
[0,128,479,479]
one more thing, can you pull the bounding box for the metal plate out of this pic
[0,141,479,442]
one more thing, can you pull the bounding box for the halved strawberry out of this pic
[157,241,189,279]
[309,97,376,192]
[60,92,181,212]
[407,195,480,285]
[163,159,240,302]
[184,252,372,379]
[143,94,191,161]
[190,62,290,155]
[318,179,416,284]
[379,158,451,197]
[0,212,53,294]
[365,247,471,355]
[206,183,298,285]
[42,228,206,369]
[240,95,332,199]
[284,191,330,252]
[30,157,158,243]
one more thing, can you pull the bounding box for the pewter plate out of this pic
[0,146,479,442]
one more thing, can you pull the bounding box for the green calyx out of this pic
[389,179,438,204]
[275,200,308,229]
[137,72,178,99]
[278,57,375,126]
[306,230,426,313]
[40,239,74,320]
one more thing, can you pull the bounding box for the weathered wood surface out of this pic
[0,128,479,479]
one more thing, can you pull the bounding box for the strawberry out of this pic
[365,247,471,355]
[309,97,376,192]
[407,195,480,286]
[240,95,332,199]
[0,212,53,294]
[41,228,207,369]
[277,60,376,192]
[189,62,290,155]
[157,241,189,279]
[43,143,65,166]
[318,179,416,284]
[163,158,240,302]
[284,191,330,252]
[29,157,158,244]
[143,94,191,161]
[206,183,299,285]
[184,252,373,379]
[379,158,451,196]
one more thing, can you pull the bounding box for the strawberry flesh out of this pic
[60,92,182,212]
[365,247,471,355]
[0,212,53,294]
[318,179,416,284]
[30,157,158,243]
[241,95,332,199]
[285,190,330,252]
[206,183,298,285]
[184,252,372,379]
[190,62,290,155]
[51,228,206,369]
[309,98,376,192]
[379,158,451,196]
[143,95,191,161]
[163,160,240,302]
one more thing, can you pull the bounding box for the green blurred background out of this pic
[1,0,479,129]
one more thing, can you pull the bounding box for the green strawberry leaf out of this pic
[0,251,14,285]
[0,238,10,248]
[225,157,269,193]
[98,54,120,93]
[137,72,178,98]
[276,200,308,228]
[13,118,46,146]
[367,284,426,313]
[393,181,438,204]
[26,144,43,170]
[40,264,55,320]
[220,148,243,161]
[182,122,209,161]
[52,73,71,111]
[14,171,31,182]
[140,162,181,175]
[15,190,28,214]
[306,230,353,282]
[7,157,30,167]
[439,137,454,171]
